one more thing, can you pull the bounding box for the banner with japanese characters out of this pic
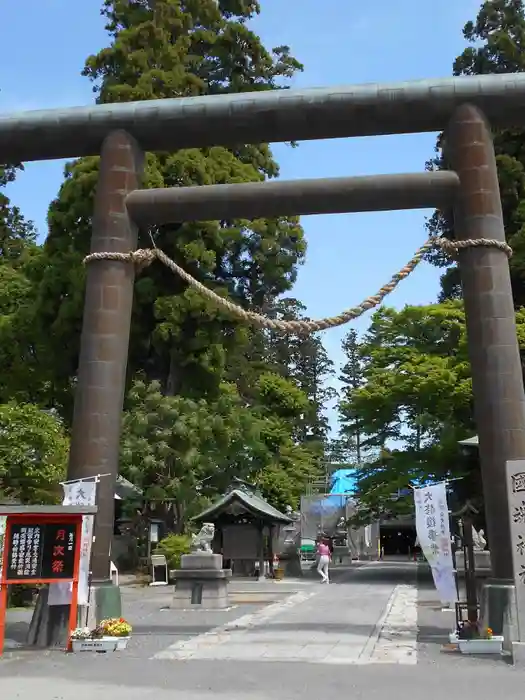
[414,482,456,605]
[48,480,97,606]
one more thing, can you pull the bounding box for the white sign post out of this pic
[414,482,456,606]
[48,479,97,606]
[0,515,6,582]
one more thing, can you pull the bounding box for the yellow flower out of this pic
[100,617,132,637]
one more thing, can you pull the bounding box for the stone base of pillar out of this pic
[27,586,70,647]
[26,580,122,647]
[479,578,518,649]
[455,550,492,575]
[511,641,525,665]
[84,580,122,629]
[172,553,231,610]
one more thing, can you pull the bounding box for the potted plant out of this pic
[98,617,133,650]
[456,620,503,655]
[70,618,132,652]
[70,627,118,653]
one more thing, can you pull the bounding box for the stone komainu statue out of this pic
[191,522,215,552]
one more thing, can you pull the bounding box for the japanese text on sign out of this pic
[40,523,76,579]
[422,491,439,556]
[505,460,525,641]
[5,522,77,581]
[8,525,42,578]
[512,498,525,585]
[414,482,455,605]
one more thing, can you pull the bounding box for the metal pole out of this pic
[462,515,479,624]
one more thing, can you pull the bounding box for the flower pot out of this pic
[71,637,118,653]
[458,637,503,655]
[115,636,131,650]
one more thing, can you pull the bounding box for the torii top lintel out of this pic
[1,74,525,164]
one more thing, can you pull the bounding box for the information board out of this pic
[0,509,86,657]
[5,522,77,581]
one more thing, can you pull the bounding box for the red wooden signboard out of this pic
[0,511,83,655]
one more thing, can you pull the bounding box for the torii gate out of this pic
[3,73,525,637]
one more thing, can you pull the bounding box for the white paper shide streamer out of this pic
[414,482,456,605]
[48,480,97,606]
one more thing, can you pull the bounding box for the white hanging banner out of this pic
[48,480,97,606]
[414,482,456,605]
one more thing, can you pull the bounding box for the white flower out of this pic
[71,626,92,639]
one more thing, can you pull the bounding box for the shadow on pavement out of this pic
[339,561,418,585]
[4,620,30,647]
[131,620,378,636]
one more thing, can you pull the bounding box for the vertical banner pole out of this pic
[67,518,83,653]
[0,517,11,656]
[84,476,100,626]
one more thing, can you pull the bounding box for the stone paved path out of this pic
[153,561,418,664]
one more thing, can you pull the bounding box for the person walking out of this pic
[316,538,331,583]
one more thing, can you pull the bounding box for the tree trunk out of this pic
[165,352,181,397]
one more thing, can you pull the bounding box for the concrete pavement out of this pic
[2,561,525,700]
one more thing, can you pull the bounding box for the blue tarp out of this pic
[307,469,357,513]
[330,469,357,496]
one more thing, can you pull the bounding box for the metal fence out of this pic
[299,494,380,560]
[300,494,349,540]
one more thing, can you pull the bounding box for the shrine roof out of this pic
[193,488,292,525]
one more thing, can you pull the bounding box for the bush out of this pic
[154,533,191,570]
[8,584,37,608]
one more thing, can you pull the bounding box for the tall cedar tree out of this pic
[32,0,306,420]
[427,0,525,305]
[0,164,52,406]
[263,298,336,446]
[338,329,367,465]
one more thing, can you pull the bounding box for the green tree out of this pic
[0,165,37,263]
[427,0,525,305]
[345,302,477,521]
[251,371,322,509]
[120,373,320,527]
[257,299,336,445]
[120,377,263,531]
[0,403,69,503]
[0,166,55,407]
[33,0,306,422]
[338,329,368,465]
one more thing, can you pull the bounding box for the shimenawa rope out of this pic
[83,236,512,334]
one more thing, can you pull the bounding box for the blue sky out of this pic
[1,0,482,430]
